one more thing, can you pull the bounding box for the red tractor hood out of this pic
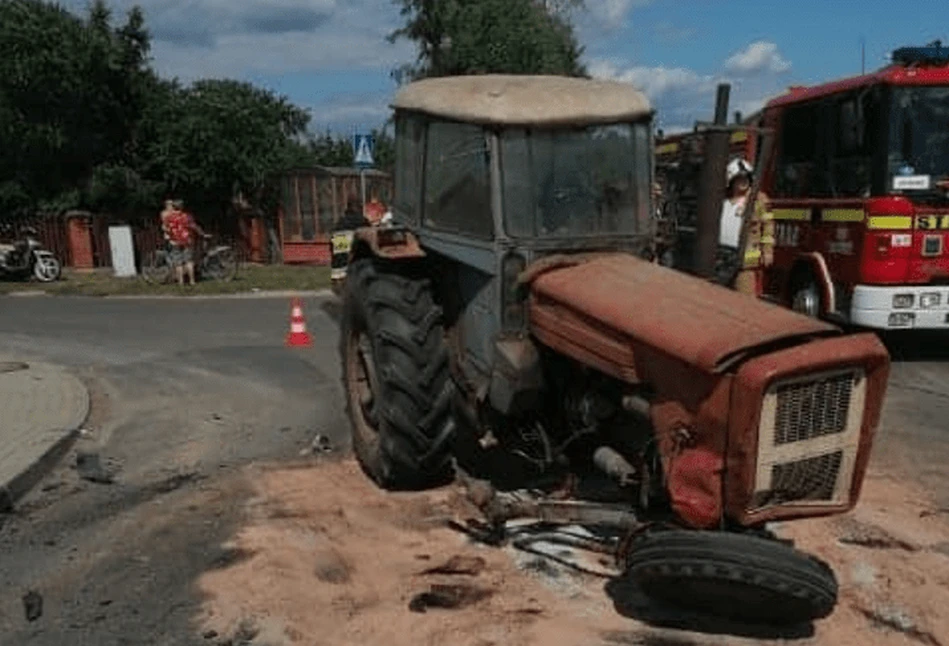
[526,253,839,379]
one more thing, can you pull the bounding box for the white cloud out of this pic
[590,41,793,131]
[589,59,721,129]
[581,0,653,29]
[724,41,792,76]
[59,0,409,77]
[591,60,719,98]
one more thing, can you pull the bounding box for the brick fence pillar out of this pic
[249,216,266,263]
[66,213,94,270]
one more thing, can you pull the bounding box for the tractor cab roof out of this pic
[391,74,653,127]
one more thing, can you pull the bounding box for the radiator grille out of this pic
[775,372,854,445]
[751,450,843,509]
[749,368,866,514]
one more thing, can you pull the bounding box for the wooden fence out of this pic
[1,213,261,270]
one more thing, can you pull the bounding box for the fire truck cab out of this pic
[661,42,949,331]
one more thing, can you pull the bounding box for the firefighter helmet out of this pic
[726,158,754,185]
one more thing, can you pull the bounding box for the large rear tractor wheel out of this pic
[622,531,838,625]
[340,257,455,490]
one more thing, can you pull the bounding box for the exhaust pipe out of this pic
[693,83,732,280]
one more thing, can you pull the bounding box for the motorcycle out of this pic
[0,227,62,283]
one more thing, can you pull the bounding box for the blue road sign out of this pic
[353,134,375,168]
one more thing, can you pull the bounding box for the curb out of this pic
[0,429,81,513]
[104,289,334,300]
[0,366,91,513]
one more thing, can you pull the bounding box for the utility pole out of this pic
[861,36,866,75]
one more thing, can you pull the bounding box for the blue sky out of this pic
[63,0,948,134]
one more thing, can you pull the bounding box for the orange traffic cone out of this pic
[285,298,313,347]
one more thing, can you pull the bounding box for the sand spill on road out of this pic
[196,458,949,646]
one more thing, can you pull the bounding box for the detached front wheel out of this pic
[340,257,455,490]
[622,530,838,625]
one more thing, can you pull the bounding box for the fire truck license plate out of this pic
[917,215,949,230]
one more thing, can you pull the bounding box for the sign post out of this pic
[353,133,376,214]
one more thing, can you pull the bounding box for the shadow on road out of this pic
[876,330,949,363]
[602,577,815,642]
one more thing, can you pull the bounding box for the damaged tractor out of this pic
[338,75,891,626]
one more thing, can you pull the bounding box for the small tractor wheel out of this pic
[340,257,455,490]
[622,530,838,625]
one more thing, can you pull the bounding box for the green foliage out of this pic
[0,0,154,215]
[389,0,586,83]
[137,78,311,213]
[297,127,395,173]
[0,0,590,223]
[0,0,320,220]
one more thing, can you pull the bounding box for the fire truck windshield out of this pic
[888,86,949,201]
[500,122,652,238]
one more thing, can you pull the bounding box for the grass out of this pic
[0,264,332,297]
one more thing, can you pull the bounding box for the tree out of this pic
[389,0,586,83]
[138,78,311,215]
[0,0,153,215]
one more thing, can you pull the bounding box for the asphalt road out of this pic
[0,295,348,645]
[0,295,947,645]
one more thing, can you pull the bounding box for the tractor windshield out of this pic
[500,122,651,238]
[888,86,949,201]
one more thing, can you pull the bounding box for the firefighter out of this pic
[330,196,370,295]
[718,158,774,294]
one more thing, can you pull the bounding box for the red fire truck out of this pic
[658,42,949,330]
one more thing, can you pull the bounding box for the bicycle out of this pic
[141,235,241,284]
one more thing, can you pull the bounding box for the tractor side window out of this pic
[394,114,425,225]
[423,120,493,239]
[775,103,820,198]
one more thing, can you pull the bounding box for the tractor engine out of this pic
[521,253,890,529]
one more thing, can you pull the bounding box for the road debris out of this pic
[22,590,42,622]
[147,471,205,495]
[75,451,115,485]
[299,433,334,456]
[420,555,486,576]
[837,517,918,551]
[0,361,29,374]
[408,584,494,613]
[314,548,353,584]
[856,605,942,646]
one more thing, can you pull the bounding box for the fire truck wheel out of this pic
[622,530,838,625]
[791,281,822,319]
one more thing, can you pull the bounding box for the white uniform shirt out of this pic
[719,197,746,248]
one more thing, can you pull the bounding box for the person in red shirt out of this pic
[363,190,386,227]
[161,199,207,285]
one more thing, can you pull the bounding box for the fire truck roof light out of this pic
[892,41,949,66]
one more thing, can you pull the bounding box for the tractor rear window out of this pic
[500,122,650,238]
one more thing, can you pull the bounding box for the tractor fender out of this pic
[789,252,835,315]
[350,226,426,262]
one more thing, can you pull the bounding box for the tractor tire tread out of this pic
[340,258,454,490]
